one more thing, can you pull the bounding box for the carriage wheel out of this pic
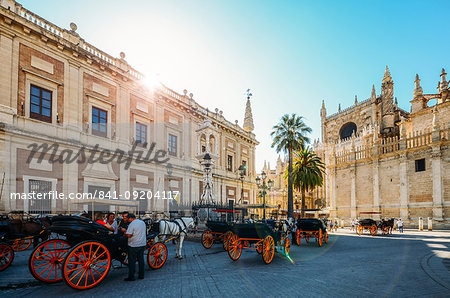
[382,227,389,235]
[296,230,301,246]
[370,225,377,236]
[12,238,32,251]
[357,225,363,235]
[223,231,233,251]
[324,231,328,244]
[0,244,14,271]
[227,234,242,261]
[262,236,275,264]
[305,235,310,243]
[201,230,214,249]
[318,229,323,247]
[147,243,167,270]
[284,237,291,255]
[63,241,111,290]
[29,239,70,283]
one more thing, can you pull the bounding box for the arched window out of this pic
[339,122,357,140]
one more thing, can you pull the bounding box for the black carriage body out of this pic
[358,218,377,227]
[231,223,281,243]
[205,220,232,234]
[48,216,127,262]
[296,218,327,232]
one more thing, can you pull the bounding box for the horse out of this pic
[154,217,195,259]
[6,215,51,247]
[380,218,394,234]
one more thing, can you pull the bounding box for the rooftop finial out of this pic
[243,89,254,132]
[321,100,326,118]
[354,95,358,105]
[371,84,376,101]
[439,68,448,92]
[414,74,423,98]
[338,103,341,113]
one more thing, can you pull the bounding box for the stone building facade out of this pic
[0,1,258,216]
[316,66,450,228]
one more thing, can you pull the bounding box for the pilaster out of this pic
[350,167,356,219]
[372,158,380,213]
[431,146,443,220]
[399,154,409,219]
[0,31,13,107]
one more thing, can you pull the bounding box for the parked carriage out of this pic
[357,218,378,236]
[227,222,290,264]
[294,218,328,247]
[201,220,233,250]
[0,214,50,251]
[28,215,167,290]
[0,240,14,271]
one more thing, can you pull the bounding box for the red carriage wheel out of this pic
[201,230,214,249]
[12,238,32,251]
[305,235,310,243]
[357,225,363,235]
[324,231,328,244]
[223,231,233,251]
[284,237,291,255]
[147,243,167,270]
[318,229,323,247]
[227,234,242,261]
[383,227,389,235]
[262,235,275,264]
[296,230,301,246]
[370,225,377,236]
[29,239,70,283]
[63,241,111,290]
[0,243,14,271]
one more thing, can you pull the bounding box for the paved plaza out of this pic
[1,229,449,297]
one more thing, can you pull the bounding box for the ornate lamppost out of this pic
[256,171,273,220]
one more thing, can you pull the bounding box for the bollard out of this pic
[418,217,423,231]
[428,217,432,231]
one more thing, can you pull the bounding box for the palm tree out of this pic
[271,114,311,219]
[291,147,325,217]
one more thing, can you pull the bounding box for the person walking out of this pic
[397,218,404,233]
[351,219,355,231]
[124,213,146,281]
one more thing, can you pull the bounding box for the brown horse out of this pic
[7,216,51,247]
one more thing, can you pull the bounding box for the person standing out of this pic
[124,213,146,281]
[397,218,404,233]
[351,219,355,231]
[105,213,118,234]
[118,211,129,235]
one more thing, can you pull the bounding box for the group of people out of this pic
[94,212,147,281]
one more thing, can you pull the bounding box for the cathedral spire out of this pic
[371,84,376,102]
[321,100,327,118]
[383,65,392,82]
[439,68,448,92]
[243,89,254,132]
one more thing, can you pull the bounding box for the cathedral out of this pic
[315,66,450,228]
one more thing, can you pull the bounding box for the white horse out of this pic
[155,217,195,259]
[280,218,295,234]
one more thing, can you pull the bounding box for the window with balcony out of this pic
[92,107,107,137]
[30,85,52,123]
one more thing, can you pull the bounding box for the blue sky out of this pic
[19,0,450,170]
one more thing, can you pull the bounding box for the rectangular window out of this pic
[30,85,52,123]
[168,134,177,156]
[242,160,247,175]
[227,155,233,172]
[136,122,147,145]
[415,158,425,172]
[28,179,52,215]
[92,107,107,137]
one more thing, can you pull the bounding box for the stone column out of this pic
[399,154,409,219]
[0,32,13,107]
[331,167,337,217]
[372,159,380,214]
[431,146,443,220]
[350,167,356,219]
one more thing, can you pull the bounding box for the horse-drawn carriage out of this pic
[201,220,233,250]
[356,218,378,236]
[28,215,175,290]
[0,240,14,271]
[357,217,394,236]
[294,218,328,247]
[227,222,291,264]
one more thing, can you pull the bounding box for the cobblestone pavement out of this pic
[1,229,449,297]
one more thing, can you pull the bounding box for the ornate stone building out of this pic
[316,66,450,228]
[0,1,258,216]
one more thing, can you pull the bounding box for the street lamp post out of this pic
[256,171,273,220]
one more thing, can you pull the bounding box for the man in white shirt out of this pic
[124,213,146,281]
[397,218,404,233]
